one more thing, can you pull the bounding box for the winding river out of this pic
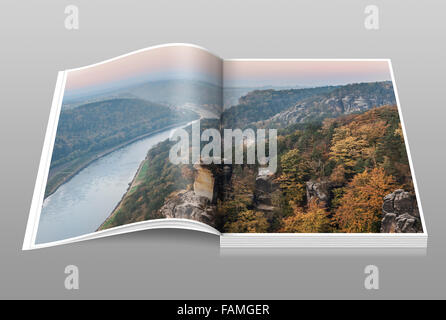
[35,125,185,244]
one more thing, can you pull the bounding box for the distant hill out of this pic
[223,85,308,110]
[63,79,222,118]
[267,81,396,127]
[222,81,396,128]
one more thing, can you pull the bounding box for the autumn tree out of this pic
[279,199,330,233]
[329,127,368,168]
[329,164,346,185]
[329,114,388,170]
[394,123,404,140]
[333,167,398,233]
[225,210,269,233]
[356,119,388,167]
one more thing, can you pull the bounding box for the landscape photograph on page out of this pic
[23,44,426,250]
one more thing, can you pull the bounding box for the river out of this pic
[35,125,185,244]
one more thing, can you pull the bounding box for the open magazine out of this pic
[23,44,427,250]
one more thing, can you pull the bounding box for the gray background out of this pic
[0,0,444,299]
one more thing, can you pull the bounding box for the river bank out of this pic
[97,155,148,231]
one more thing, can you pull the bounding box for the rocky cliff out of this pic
[193,164,215,201]
[265,82,396,127]
[254,173,278,214]
[306,180,332,207]
[381,189,422,233]
[158,163,218,227]
[159,190,216,226]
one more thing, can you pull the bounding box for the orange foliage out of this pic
[225,210,269,233]
[333,167,398,233]
[279,199,330,233]
[329,111,388,168]
[329,164,346,185]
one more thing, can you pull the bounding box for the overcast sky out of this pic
[223,60,392,88]
[64,44,392,99]
[64,44,223,98]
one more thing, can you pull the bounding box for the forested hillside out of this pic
[222,86,336,128]
[222,82,395,129]
[219,105,418,234]
[45,98,198,197]
[99,105,420,234]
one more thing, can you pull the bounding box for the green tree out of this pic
[276,149,311,204]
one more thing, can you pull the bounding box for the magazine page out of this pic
[23,44,224,250]
[219,59,426,243]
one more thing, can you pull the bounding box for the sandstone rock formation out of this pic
[158,163,217,226]
[159,190,215,226]
[306,180,331,207]
[193,164,215,201]
[381,189,422,233]
[254,172,277,213]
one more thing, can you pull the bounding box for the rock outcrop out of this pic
[158,163,218,226]
[254,172,277,213]
[381,189,422,233]
[193,164,215,201]
[159,190,216,226]
[306,180,331,207]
